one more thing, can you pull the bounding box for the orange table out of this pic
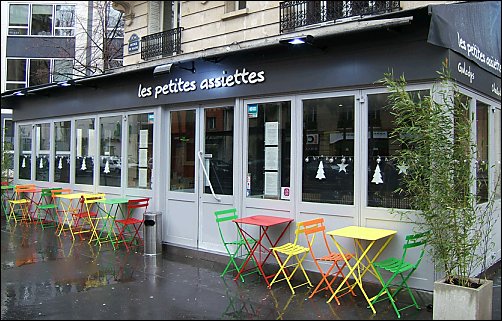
[326,226,396,314]
[233,215,293,286]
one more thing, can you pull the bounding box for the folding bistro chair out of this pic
[268,222,313,294]
[298,218,356,299]
[51,188,72,236]
[71,193,105,240]
[214,208,259,282]
[7,184,35,224]
[370,231,429,318]
[115,198,149,252]
[35,187,62,230]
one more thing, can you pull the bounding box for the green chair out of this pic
[214,208,259,282]
[370,231,429,318]
[35,187,62,230]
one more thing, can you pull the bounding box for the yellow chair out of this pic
[7,185,35,224]
[72,193,105,240]
[268,221,312,294]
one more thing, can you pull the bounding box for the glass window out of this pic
[106,4,124,38]
[55,5,75,36]
[476,101,489,203]
[54,121,71,183]
[302,97,354,204]
[31,5,53,36]
[2,120,14,181]
[367,91,429,209]
[75,119,95,185]
[170,110,196,192]
[9,4,29,35]
[100,116,122,187]
[35,123,50,181]
[7,59,27,82]
[29,59,51,86]
[205,107,234,195]
[53,60,73,82]
[247,101,291,200]
[127,113,153,189]
[19,125,32,180]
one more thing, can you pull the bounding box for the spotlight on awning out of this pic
[279,35,314,45]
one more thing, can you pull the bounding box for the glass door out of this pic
[165,106,235,250]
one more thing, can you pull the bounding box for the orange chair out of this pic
[299,218,356,301]
[114,198,149,252]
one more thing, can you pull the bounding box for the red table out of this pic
[21,187,42,220]
[233,215,293,286]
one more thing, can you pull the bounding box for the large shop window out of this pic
[54,121,71,183]
[367,91,429,209]
[302,96,354,204]
[204,107,234,195]
[75,119,95,185]
[35,123,50,181]
[100,116,122,187]
[170,110,196,192]
[18,125,32,180]
[247,101,291,200]
[128,113,153,189]
[476,101,489,203]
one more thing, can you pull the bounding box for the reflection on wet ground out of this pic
[1,218,500,320]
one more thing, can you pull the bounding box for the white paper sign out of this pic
[140,130,148,148]
[281,187,291,200]
[265,122,279,145]
[139,149,148,167]
[265,146,279,170]
[264,172,278,196]
[139,168,148,187]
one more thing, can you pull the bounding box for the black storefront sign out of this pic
[428,1,501,78]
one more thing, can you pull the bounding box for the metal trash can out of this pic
[143,211,162,256]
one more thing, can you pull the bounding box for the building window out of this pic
[54,121,71,183]
[247,101,291,200]
[225,1,246,13]
[8,3,75,37]
[100,116,122,187]
[367,90,430,209]
[302,96,354,204]
[53,59,73,82]
[476,101,489,203]
[75,119,95,185]
[35,123,51,182]
[170,110,196,192]
[8,4,29,35]
[105,3,124,69]
[2,119,14,181]
[127,113,153,189]
[6,59,27,90]
[18,125,32,180]
[31,4,53,36]
[29,59,51,86]
[55,5,75,36]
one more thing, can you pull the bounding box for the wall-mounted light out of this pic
[57,79,97,89]
[14,90,26,96]
[153,63,173,76]
[279,35,314,45]
[152,61,197,76]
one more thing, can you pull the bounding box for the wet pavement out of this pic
[1,217,500,320]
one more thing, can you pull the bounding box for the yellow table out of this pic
[326,226,396,314]
[54,193,93,239]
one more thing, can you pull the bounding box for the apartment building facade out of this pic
[2,1,500,291]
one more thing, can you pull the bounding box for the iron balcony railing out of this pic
[141,27,183,61]
[280,1,401,33]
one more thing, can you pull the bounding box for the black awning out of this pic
[427,1,501,78]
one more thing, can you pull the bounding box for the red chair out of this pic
[114,198,149,252]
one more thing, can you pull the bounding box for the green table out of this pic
[1,185,15,219]
[93,198,129,249]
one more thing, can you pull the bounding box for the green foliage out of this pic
[383,60,499,287]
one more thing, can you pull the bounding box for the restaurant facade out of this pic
[2,1,500,291]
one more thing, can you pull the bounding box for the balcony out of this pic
[141,27,183,61]
[279,1,401,33]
